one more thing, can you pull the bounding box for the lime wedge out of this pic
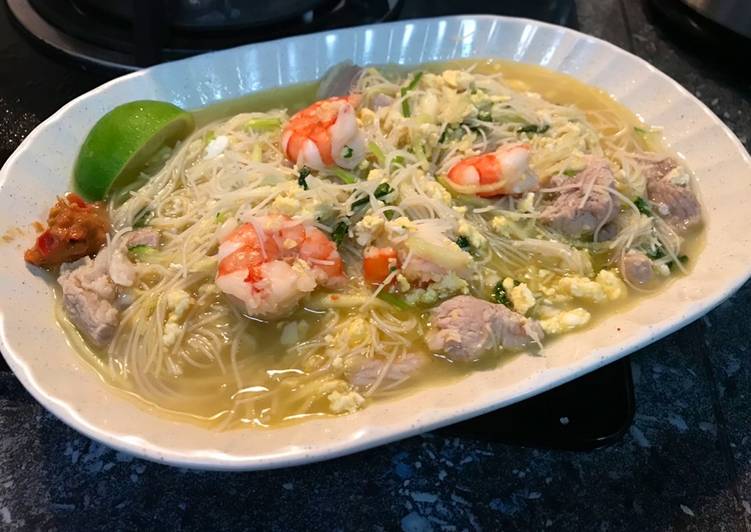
[73,100,194,201]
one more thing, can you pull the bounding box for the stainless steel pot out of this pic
[679,0,751,38]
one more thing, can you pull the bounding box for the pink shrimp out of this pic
[215,215,346,318]
[446,143,538,197]
[281,96,365,171]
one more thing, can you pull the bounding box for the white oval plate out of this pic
[1,15,750,470]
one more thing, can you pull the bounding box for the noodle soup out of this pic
[50,59,704,428]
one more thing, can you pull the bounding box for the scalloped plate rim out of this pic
[1,15,750,470]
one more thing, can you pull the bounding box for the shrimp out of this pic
[281,96,365,171]
[446,143,538,197]
[215,215,346,319]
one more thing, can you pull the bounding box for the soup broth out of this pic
[57,59,705,428]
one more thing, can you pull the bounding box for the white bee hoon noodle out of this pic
[56,60,703,429]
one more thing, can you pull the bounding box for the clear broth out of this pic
[58,59,705,428]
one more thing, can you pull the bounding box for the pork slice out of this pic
[427,295,543,362]
[124,228,160,248]
[621,251,653,286]
[58,254,119,346]
[644,158,702,233]
[348,352,428,390]
[540,158,618,239]
[641,157,677,181]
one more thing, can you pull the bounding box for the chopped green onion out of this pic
[406,71,423,91]
[368,141,385,166]
[492,281,511,307]
[400,71,424,117]
[298,166,311,190]
[246,117,281,131]
[215,212,229,223]
[456,235,471,251]
[377,291,411,311]
[331,220,348,247]
[352,182,394,209]
[634,126,649,135]
[127,245,156,262]
[331,167,358,184]
[400,88,410,117]
[563,169,580,177]
[634,197,652,216]
[342,145,353,159]
[439,124,466,144]
[392,155,405,168]
[517,124,550,134]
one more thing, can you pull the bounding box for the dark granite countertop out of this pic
[1,1,750,530]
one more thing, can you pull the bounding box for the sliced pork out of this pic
[644,158,702,233]
[621,251,653,287]
[58,254,119,346]
[348,352,428,390]
[540,158,618,240]
[427,295,543,362]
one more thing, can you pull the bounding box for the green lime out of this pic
[73,100,194,201]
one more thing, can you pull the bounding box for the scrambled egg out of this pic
[509,283,536,315]
[517,193,536,213]
[404,271,469,306]
[490,215,512,237]
[328,390,365,414]
[271,195,301,216]
[458,219,486,248]
[162,289,193,347]
[557,269,626,304]
[354,214,385,246]
[385,216,416,241]
[540,308,591,335]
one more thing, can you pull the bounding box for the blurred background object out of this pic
[5,0,575,70]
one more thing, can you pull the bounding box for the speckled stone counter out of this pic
[1,1,750,530]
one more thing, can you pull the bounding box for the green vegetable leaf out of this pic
[634,196,652,216]
[377,291,411,311]
[456,235,471,251]
[331,220,348,247]
[563,169,580,177]
[342,145,354,159]
[517,124,550,135]
[492,281,511,307]
[331,167,358,184]
[215,212,229,223]
[127,245,156,262]
[646,245,665,260]
[246,117,281,132]
[368,141,385,166]
[351,182,394,209]
[298,166,311,190]
[400,71,424,118]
